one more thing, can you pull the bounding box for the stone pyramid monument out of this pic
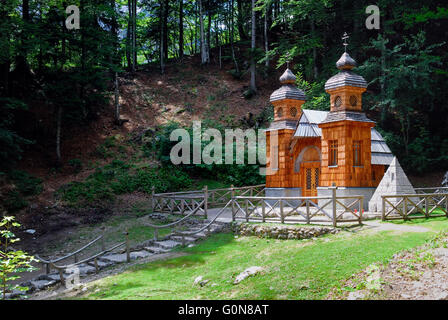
[368,157,416,212]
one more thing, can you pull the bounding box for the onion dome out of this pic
[325,52,367,91]
[270,68,306,102]
[336,52,356,70]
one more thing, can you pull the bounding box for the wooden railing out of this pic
[151,184,265,215]
[36,229,130,286]
[381,193,448,221]
[231,187,363,227]
[415,187,448,194]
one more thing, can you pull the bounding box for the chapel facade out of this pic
[265,50,394,209]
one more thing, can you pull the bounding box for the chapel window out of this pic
[329,140,338,166]
[353,140,362,166]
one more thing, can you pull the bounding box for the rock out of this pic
[347,291,365,300]
[401,293,412,299]
[435,291,448,300]
[30,279,57,290]
[234,266,263,284]
[130,250,152,259]
[199,280,209,287]
[194,276,203,285]
[100,253,128,263]
[25,229,36,235]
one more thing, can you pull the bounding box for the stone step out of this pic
[87,258,114,269]
[190,232,208,239]
[144,246,171,254]
[154,240,182,250]
[100,253,128,263]
[130,250,153,259]
[169,236,198,243]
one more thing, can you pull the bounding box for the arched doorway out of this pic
[295,146,321,199]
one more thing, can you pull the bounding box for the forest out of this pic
[0,0,447,206]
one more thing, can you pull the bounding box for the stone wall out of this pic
[232,222,339,240]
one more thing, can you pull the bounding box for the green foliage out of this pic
[359,31,446,173]
[7,170,42,196]
[1,216,36,300]
[58,159,192,205]
[2,170,42,213]
[0,98,33,170]
[146,122,265,187]
[68,159,83,174]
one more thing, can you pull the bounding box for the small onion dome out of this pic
[279,68,296,84]
[336,52,356,70]
[325,52,367,91]
[270,68,306,102]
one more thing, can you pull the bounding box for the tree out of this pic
[1,216,36,300]
[249,0,256,92]
[179,0,184,59]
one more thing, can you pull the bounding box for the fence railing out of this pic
[381,193,448,221]
[231,187,363,227]
[151,184,265,215]
[415,187,448,194]
[36,229,130,286]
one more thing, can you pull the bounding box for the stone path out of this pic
[7,220,228,299]
[362,220,430,233]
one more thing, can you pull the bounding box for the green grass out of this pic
[80,218,448,300]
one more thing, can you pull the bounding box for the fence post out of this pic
[245,198,249,222]
[306,200,310,224]
[425,196,429,218]
[101,227,106,251]
[445,195,448,217]
[231,185,235,222]
[154,228,158,241]
[125,229,130,263]
[280,199,284,224]
[151,186,155,212]
[403,196,409,220]
[262,200,266,223]
[203,185,208,217]
[382,196,386,221]
[94,258,99,273]
[330,186,337,227]
[58,267,65,287]
[45,262,50,274]
[359,197,363,225]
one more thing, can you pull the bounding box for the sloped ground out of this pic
[328,223,448,300]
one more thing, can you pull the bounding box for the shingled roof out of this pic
[292,109,394,165]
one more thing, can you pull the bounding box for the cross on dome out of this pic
[342,32,349,52]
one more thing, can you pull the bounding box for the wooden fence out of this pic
[381,193,448,221]
[231,187,364,227]
[151,184,265,215]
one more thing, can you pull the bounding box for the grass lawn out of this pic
[80,218,448,300]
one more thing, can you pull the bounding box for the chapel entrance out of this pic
[299,147,321,200]
[302,164,320,198]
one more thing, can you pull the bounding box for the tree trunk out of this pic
[133,0,137,70]
[249,0,256,92]
[56,106,63,165]
[163,0,169,61]
[310,18,317,79]
[237,0,248,41]
[264,5,269,68]
[160,0,165,74]
[230,0,239,73]
[207,9,211,61]
[114,72,120,124]
[179,0,184,59]
[126,0,132,71]
[199,0,207,64]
